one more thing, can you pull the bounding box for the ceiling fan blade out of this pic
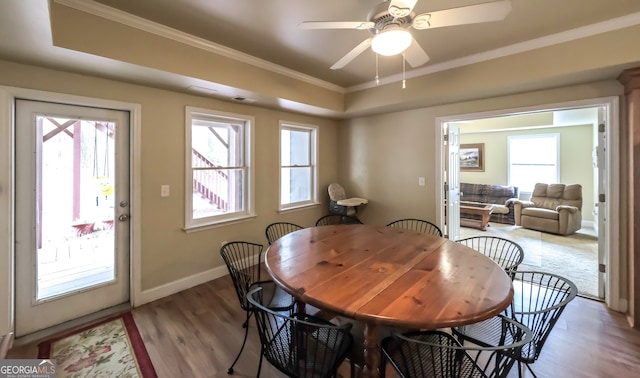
[412,0,512,30]
[299,21,374,30]
[388,0,419,18]
[404,38,430,67]
[330,38,373,70]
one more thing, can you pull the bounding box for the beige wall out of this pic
[0,59,632,316]
[1,3,638,326]
[345,25,640,116]
[460,125,595,222]
[0,59,339,291]
[337,108,441,225]
[49,2,345,115]
[338,80,626,302]
[340,80,621,225]
[49,2,640,119]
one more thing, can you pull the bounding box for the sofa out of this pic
[460,183,519,225]
[513,183,582,235]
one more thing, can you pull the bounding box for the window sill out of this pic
[278,202,321,214]
[183,214,257,233]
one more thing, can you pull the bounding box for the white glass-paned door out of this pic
[15,99,130,336]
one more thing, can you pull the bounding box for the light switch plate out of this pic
[418,177,426,186]
[161,185,170,197]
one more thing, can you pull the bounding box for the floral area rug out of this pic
[37,312,157,378]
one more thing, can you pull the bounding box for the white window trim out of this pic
[278,121,319,211]
[507,133,560,189]
[184,107,254,230]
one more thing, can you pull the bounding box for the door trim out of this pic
[434,96,623,313]
[0,86,142,335]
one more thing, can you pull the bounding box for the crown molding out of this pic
[617,66,640,93]
[53,0,345,94]
[347,11,640,92]
[53,1,640,95]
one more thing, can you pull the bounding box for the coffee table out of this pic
[460,201,494,231]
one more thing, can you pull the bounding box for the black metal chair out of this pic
[246,287,355,378]
[455,236,524,276]
[381,315,532,378]
[315,214,363,226]
[220,241,293,375]
[265,222,304,245]
[453,271,578,378]
[386,218,443,237]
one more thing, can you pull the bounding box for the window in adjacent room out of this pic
[508,133,560,192]
[279,122,318,210]
[185,107,254,229]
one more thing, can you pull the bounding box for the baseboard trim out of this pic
[582,220,596,230]
[135,266,229,307]
[14,303,130,346]
[617,298,628,313]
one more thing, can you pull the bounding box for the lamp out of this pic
[371,27,412,56]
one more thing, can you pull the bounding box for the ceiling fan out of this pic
[299,0,513,70]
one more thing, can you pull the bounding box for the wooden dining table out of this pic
[265,224,514,378]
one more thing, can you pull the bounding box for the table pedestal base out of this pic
[362,323,380,378]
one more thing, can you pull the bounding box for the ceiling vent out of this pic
[231,96,256,103]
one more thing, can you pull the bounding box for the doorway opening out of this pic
[435,97,622,311]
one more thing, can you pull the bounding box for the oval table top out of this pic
[265,224,514,330]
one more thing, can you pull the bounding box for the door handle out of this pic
[118,214,130,222]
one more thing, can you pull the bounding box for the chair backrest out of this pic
[508,271,578,363]
[220,241,264,311]
[456,236,524,275]
[265,222,304,245]
[328,183,346,201]
[315,214,362,226]
[382,315,532,378]
[246,287,354,378]
[386,218,443,237]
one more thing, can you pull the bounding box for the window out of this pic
[279,122,318,210]
[508,133,559,192]
[185,107,253,229]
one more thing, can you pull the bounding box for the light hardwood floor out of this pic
[8,274,640,377]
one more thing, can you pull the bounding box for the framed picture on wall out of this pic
[460,143,485,172]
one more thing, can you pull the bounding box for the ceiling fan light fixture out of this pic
[371,28,412,56]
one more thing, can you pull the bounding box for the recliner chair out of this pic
[513,183,582,235]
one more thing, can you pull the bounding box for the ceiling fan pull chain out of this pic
[402,52,406,89]
[375,53,380,86]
